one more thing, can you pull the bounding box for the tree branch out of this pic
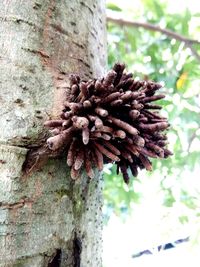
[186,42,200,62]
[107,15,200,62]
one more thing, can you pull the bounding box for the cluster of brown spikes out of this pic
[44,63,172,183]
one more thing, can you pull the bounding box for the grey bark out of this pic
[0,0,106,266]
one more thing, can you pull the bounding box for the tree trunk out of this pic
[0,1,106,266]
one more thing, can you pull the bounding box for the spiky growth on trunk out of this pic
[45,63,172,183]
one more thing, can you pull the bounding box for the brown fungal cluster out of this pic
[44,63,172,183]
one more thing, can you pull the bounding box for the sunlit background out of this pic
[103,0,200,266]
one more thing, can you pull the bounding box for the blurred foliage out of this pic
[104,0,200,223]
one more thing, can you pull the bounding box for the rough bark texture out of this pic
[0,0,106,266]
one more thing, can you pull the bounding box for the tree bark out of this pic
[0,1,106,266]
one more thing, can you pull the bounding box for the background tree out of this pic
[104,0,200,246]
[0,1,106,266]
[101,2,200,266]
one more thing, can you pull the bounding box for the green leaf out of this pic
[106,3,122,12]
[181,8,191,35]
[152,1,165,17]
[179,215,189,224]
